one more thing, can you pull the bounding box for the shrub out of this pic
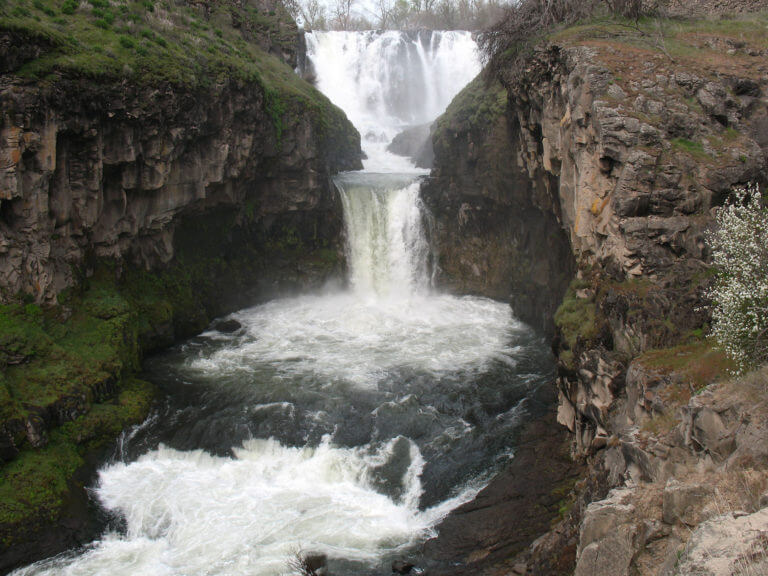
[119,35,136,49]
[706,183,768,372]
[61,0,78,15]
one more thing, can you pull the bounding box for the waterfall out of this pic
[305,30,480,292]
[9,29,552,576]
[336,175,432,297]
[304,30,481,171]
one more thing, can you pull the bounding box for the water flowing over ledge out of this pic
[304,30,480,172]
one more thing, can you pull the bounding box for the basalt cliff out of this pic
[423,10,768,576]
[0,0,361,569]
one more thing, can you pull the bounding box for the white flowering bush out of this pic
[706,182,768,372]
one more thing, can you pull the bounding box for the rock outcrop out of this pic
[491,28,766,457]
[0,74,360,305]
[422,76,574,334]
[426,13,768,576]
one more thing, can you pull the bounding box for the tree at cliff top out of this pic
[285,0,506,30]
[706,183,768,373]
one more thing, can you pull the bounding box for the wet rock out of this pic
[387,124,434,168]
[213,319,242,333]
[422,402,583,575]
[303,553,328,575]
[391,559,415,574]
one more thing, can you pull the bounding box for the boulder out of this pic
[662,479,715,526]
[213,318,242,333]
[391,560,414,574]
[575,488,644,576]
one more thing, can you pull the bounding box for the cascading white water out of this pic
[12,31,553,576]
[306,30,480,296]
[305,30,480,171]
[337,175,431,297]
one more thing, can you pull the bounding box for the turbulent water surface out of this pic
[16,31,554,576]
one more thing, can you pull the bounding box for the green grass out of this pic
[671,138,709,160]
[434,74,507,134]
[551,10,768,51]
[0,0,359,149]
[0,379,154,544]
[555,278,598,362]
[1,271,141,418]
[637,340,736,390]
[1,0,290,86]
[0,270,159,545]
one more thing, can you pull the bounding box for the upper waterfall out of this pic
[304,30,481,172]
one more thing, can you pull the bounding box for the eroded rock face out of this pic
[0,76,361,303]
[423,76,574,334]
[676,508,768,576]
[500,43,767,456]
[426,25,768,576]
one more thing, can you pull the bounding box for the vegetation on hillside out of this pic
[0,271,154,547]
[1,0,298,89]
[478,0,652,81]
[478,0,768,84]
[706,183,768,373]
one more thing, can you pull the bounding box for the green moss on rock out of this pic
[434,74,507,135]
[0,378,153,547]
[0,0,361,167]
[555,279,598,360]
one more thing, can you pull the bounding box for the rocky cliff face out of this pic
[422,76,574,334]
[428,13,768,576]
[0,74,360,304]
[509,34,766,456]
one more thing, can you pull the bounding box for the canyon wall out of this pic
[0,66,360,306]
[427,15,768,576]
[422,76,574,334]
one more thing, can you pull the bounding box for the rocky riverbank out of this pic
[423,9,768,575]
[0,0,361,569]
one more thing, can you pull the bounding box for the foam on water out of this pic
[15,438,478,576]
[189,292,519,387]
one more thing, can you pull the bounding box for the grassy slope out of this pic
[0,270,154,546]
[1,0,294,86]
[0,0,358,151]
[552,11,768,165]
